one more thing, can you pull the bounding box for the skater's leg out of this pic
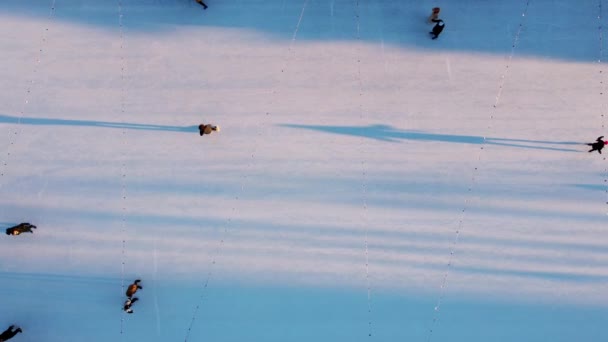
[0,327,12,340]
[196,0,208,9]
[0,326,20,340]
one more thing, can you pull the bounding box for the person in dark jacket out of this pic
[123,297,139,314]
[0,325,22,341]
[126,279,142,298]
[195,0,208,9]
[430,19,445,40]
[199,124,220,136]
[5,223,36,236]
[587,136,606,153]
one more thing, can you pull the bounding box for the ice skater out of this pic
[5,223,36,236]
[0,325,22,341]
[195,0,208,9]
[123,297,139,314]
[428,7,440,23]
[587,136,607,153]
[199,124,220,136]
[430,18,445,40]
[126,279,142,298]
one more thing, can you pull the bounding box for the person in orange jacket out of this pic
[428,7,440,23]
[199,124,220,136]
[126,279,142,298]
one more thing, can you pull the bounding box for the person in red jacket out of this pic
[126,279,142,298]
[587,136,606,153]
[0,325,22,342]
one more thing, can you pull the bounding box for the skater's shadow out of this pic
[0,114,198,133]
[280,123,581,152]
[571,184,606,191]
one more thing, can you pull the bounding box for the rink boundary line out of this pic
[599,0,606,132]
[183,1,310,340]
[0,0,57,182]
[598,0,608,229]
[116,0,129,336]
[353,0,373,338]
[425,1,532,341]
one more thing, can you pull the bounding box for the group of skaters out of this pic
[2,228,144,339]
[424,10,607,153]
[193,1,446,40]
[1,3,606,338]
[1,225,31,340]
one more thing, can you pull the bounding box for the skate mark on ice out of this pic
[427,0,531,341]
[445,56,452,81]
[116,0,130,335]
[597,0,608,215]
[353,0,373,337]
[0,0,57,181]
[154,241,161,336]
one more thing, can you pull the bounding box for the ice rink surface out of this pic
[0,0,607,341]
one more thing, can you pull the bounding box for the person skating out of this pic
[195,0,208,9]
[587,136,607,153]
[126,279,142,298]
[5,223,36,236]
[199,124,220,136]
[0,325,22,342]
[428,7,440,23]
[123,297,139,314]
[430,19,445,40]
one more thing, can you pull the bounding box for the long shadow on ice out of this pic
[0,0,597,62]
[0,114,197,133]
[281,123,581,152]
[571,184,607,192]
